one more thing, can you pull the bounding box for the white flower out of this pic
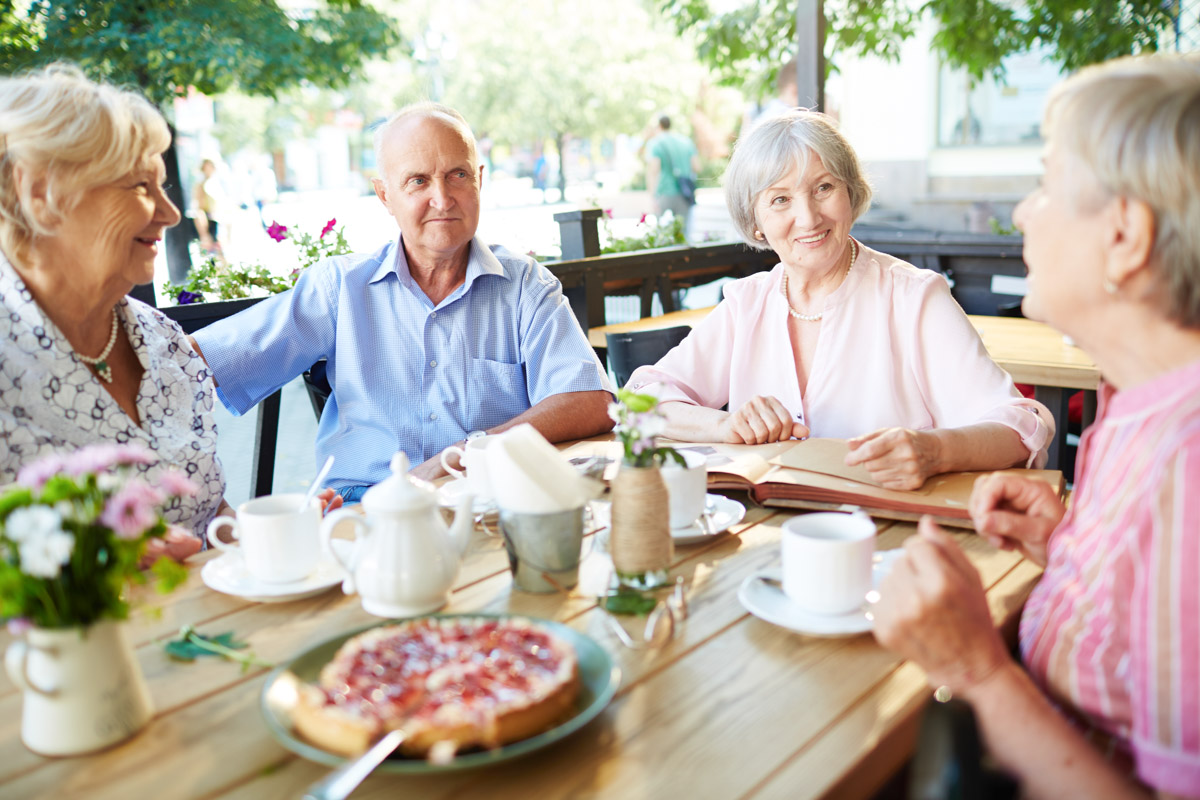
[607,402,623,425]
[5,506,65,544]
[96,472,123,491]
[18,529,75,579]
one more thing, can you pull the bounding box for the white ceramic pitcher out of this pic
[320,452,474,617]
[5,619,154,756]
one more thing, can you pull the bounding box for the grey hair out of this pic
[1044,53,1200,328]
[373,102,479,174]
[0,64,170,264]
[723,109,872,250]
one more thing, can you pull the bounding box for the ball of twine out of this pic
[610,464,673,574]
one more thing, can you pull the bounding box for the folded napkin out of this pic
[486,424,594,513]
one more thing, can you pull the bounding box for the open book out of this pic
[562,437,1065,530]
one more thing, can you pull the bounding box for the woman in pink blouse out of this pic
[875,55,1200,798]
[627,110,1052,489]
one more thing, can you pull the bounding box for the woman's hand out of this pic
[872,517,1012,694]
[969,473,1064,567]
[316,488,344,515]
[718,395,809,444]
[140,525,203,568]
[846,427,941,490]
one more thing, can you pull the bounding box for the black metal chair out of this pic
[302,359,331,420]
[605,325,693,388]
[908,699,1018,800]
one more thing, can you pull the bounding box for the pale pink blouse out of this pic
[627,242,1053,466]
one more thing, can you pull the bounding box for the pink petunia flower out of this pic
[156,470,199,498]
[639,213,648,225]
[604,208,614,218]
[100,479,165,540]
[320,218,337,238]
[266,222,288,242]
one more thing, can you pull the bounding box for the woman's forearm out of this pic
[659,401,729,442]
[928,422,1031,474]
[966,662,1148,800]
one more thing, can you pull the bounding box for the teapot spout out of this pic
[448,492,475,557]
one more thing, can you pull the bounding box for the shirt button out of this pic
[429,412,438,421]
[429,359,437,367]
[430,311,437,318]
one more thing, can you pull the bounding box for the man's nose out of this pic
[428,180,454,209]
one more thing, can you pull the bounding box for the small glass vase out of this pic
[609,463,674,589]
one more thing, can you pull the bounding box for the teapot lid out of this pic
[361,453,435,513]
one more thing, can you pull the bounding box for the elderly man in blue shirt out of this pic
[191,103,614,501]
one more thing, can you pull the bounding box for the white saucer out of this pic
[737,549,902,637]
[437,480,496,515]
[672,494,747,545]
[201,539,351,603]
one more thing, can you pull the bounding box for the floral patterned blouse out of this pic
[0,252,225,537]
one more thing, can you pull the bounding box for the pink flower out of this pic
[156,470,198,498]
[604,208,614,218]
[17,453,70,489]
[638,213,648,225]
[100,479,165,540]
[320,218,336,239]
[6,618,32,636]
[267,222,288,242]
[65,444,156,476]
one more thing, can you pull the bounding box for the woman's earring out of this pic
[754,230,765,241]
[1103,277,1118,295]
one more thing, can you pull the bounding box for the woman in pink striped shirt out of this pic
[874,54,1200,798]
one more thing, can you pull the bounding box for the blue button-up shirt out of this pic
[193,235,612,489]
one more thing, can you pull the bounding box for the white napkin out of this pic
[486,424,589,513]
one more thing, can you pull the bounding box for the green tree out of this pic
[0,0,402,280]
[657,0,1181,97]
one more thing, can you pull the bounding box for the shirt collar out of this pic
[368,234,508,292]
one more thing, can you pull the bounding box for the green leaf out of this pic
[616,389,658,414]
[602,587,660,616]
[164,629,250,662]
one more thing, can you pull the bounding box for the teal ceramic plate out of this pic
[260,613,620,773]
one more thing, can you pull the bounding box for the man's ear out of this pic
[371,177,388,207]
[1104,195,1156,288]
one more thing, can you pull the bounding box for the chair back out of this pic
[302,359,331,420]
[605,325,693,388]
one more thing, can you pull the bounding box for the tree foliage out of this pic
[0,0,403,106]
[657,0,1181,93]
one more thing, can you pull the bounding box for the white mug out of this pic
[206,493,320,584]
[440,436,497,504]
[660,449,708,529]
[781,511,876,615]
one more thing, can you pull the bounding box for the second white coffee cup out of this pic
[660,449,708,529]
[206,493,321,584]
[781,511,876,615]
[440,436,497,504]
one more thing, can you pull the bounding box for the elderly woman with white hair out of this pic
[626,109,1053,489]
[0,65,229,556]
[875,54,1200,798]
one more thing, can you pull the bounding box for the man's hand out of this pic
[969,473,1064,567]
[717,395,808,444]
[410,452,451,483]
[872,517,1012,695]
[846,428,941,490]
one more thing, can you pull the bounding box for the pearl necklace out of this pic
[74,308,119,383]
[780,238,857,322]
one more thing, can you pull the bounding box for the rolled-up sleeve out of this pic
[518,270,614,404]
[905,277,1054,467]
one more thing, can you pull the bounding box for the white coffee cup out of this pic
[661,449,708,529]
[206,493,321,584]
[440,436,497,504]
[780,511,875,615]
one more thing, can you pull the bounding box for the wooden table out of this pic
[0,501,1040,800]
[591,307,1100,470]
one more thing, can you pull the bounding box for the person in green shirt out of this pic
[645,115,700,235]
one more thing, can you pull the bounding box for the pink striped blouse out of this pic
[627,243,1053,465]
[1020,358,1200,795]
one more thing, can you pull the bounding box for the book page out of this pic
[768,438,883,488]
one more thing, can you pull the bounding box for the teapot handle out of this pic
[320,509,369,596]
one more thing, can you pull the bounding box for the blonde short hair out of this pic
[1045,53,1200,327]
[372,102,478,175]
[0,64,170,264]
[724,110,872,251]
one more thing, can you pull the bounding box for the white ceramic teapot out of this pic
[320,452,474,617]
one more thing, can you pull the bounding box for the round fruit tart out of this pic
[291,616,580,758]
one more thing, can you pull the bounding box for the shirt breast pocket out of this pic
[468,358,529,428]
